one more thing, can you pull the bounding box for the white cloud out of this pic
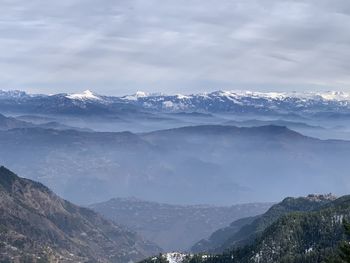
[0,0,350,95]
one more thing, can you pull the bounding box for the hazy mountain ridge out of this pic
[0,113,33,130]
[0,113,93,132]
[90,197,272,251]
[224,119,324,130]
[0,124,350,205]
[0,166,161,263]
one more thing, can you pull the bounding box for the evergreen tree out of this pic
[329,220,350,263]
[338,220,350,262]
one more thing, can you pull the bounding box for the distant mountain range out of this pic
[142,194,349,263]
[2,89,350,116]
[0,166,161,262]
[3,89,350,139]
[1,122,350,205]
[90,198,272,251]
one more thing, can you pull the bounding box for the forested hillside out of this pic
[192,194,335,253]
[142,195,350,263]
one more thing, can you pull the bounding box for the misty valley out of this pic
[1,90,350,262]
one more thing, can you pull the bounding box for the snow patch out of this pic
[122,91,149,101]
[176,94,191,99]
[166,253,186,263]
[163,101,175,108]
[305,247,313,253]
[66,90,101,101]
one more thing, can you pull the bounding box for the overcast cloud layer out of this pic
[1,0,350,95]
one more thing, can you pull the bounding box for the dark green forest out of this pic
[142,196,350,263]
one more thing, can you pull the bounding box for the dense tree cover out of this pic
[189,197,350,263]
[141,254,170,263]
[329,221,350,263]
[141,196,350,263]
[215,195,334,252]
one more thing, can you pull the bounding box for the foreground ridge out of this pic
[0,166,161,263]
[141,194,350,263]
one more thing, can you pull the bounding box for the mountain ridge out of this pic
[1,123,350,205]
[142,194,348,263]
[191,194,336,253]
[2,89,350,116]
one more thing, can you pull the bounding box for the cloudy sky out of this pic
[1,0,350,95]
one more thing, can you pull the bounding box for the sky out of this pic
[1,0,350,95]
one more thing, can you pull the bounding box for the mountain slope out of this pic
[201,195,350,263]
[191,194,335,253]
[142,195,350,263]
[191,216,257,253]
[90,198,272,251]
[0,166,161,263]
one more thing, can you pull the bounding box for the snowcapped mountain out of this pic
[0,89,30,99]
[123,90,350,114]
[66,90,102,101]
[1,89,350,115]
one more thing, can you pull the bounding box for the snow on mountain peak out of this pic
[316,91,350,101]
[213,90,350,101]
[0,89,29,98]
[122,91,149,101]
[176,94,191,99]
[135,91,148,97]
[66,90,101,101]
[166,253,187,263]
[115,89,350,112]
[59,89,350,103]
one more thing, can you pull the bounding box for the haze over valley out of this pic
[1,90,350,207]
[1,88,350,262]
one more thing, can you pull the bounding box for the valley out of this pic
[1,89,350,262]
[90,198,271,251]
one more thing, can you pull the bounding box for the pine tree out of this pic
[330,220,350,263]
[338,220,350,262]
